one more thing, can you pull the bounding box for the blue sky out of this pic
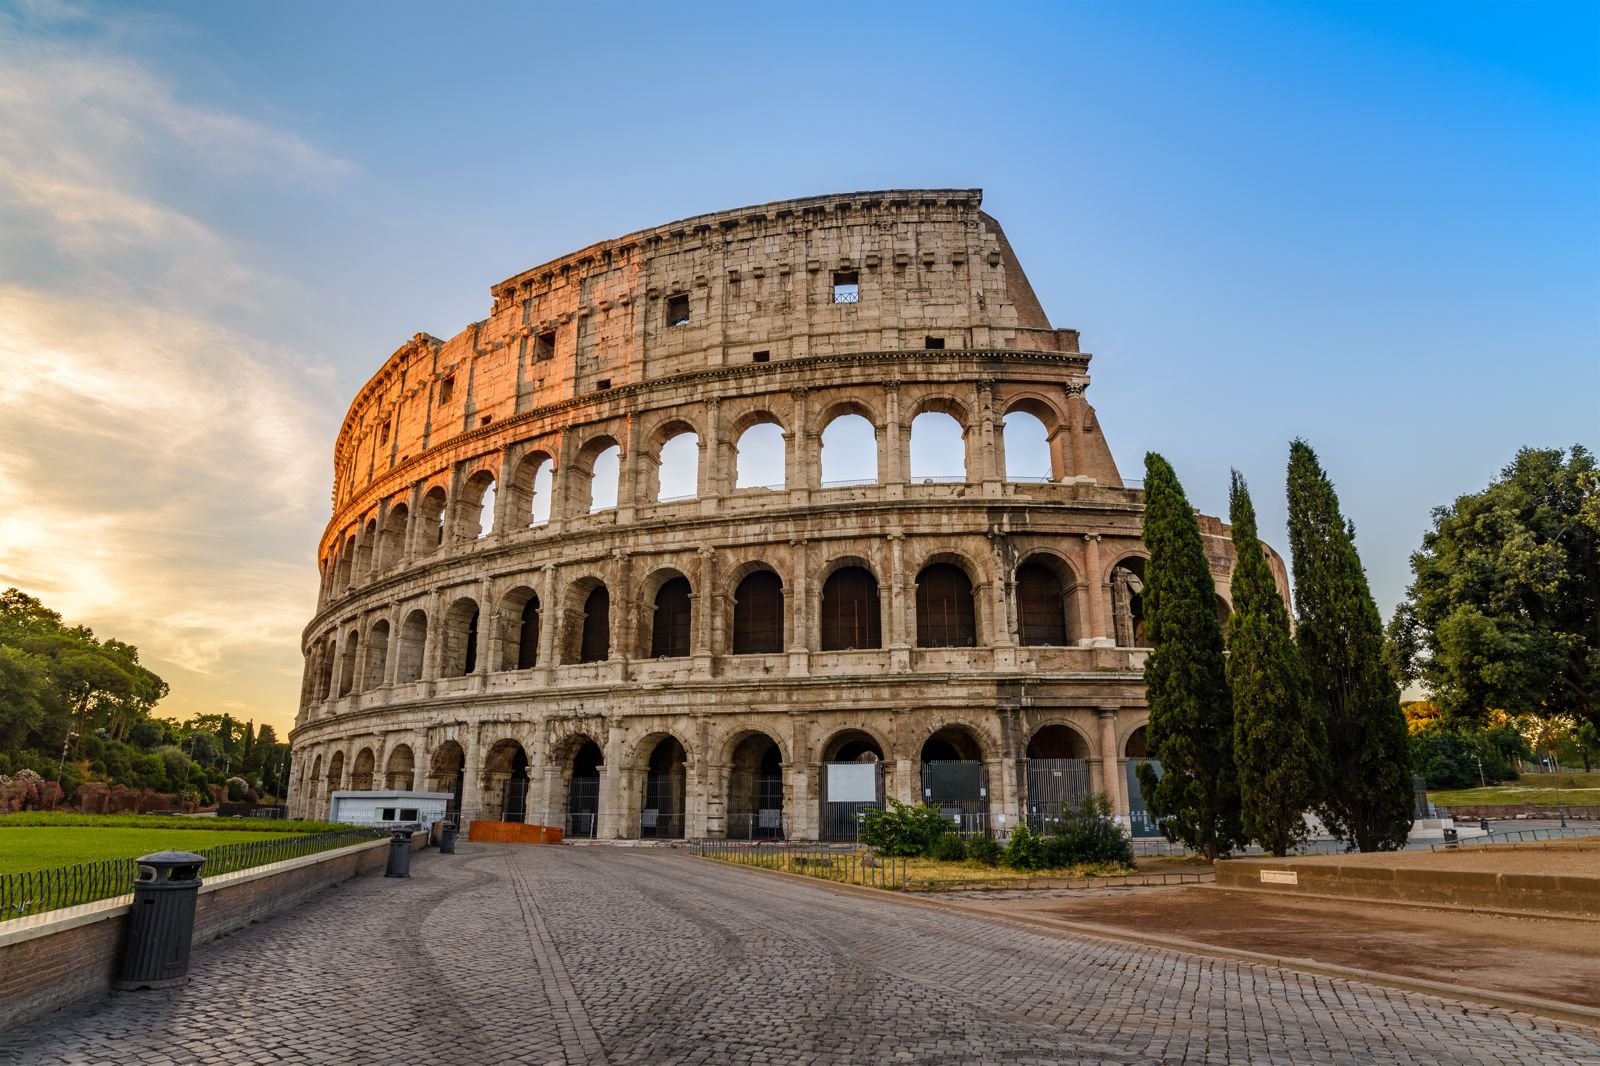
[1,0,1595,732]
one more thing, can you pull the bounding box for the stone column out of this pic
[883,380,904,489]
[1098,709,1127,817]
[1081,534,1108,643]
[787,539,809,677]
[785,387,809,504]
[536,564,559,671]
[475,578,493,683]
[611,551,633,664]
[693,546,716,674]
[382,603,403,687]
[977,379,1002,497]
[461,723,484,825]
[788,715,812,840]
[401,481,424,565]
[493,448,517,537]
[699,399,722,511]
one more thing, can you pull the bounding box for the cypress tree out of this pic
[1286,440,1412,851]
[1227,471,1326,856]
[1135,453,1242,861]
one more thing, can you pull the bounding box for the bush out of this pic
[1042,794,1135,868]
[930,832,967,862]
[1002,822,1046,871]
[858,799,954,857]
[964,834,1002,866]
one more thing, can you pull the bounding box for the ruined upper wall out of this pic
[331,189,1079,506]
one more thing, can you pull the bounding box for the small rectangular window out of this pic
[438,376,455,404]
[379,421,391,445]
[752,350,770,363]
[832,271,859,304]
[399,808,418,821]
[666,294,690,326]
[380,808,396,820]
[534,330,556,362]
[480,416,491,427]
[924,336,945,350]
[595,378,611,391]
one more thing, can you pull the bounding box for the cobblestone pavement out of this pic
[3,845,1598,1065]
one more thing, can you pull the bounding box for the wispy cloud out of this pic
[0,22,348,730]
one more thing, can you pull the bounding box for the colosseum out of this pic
[288,188,1274,842]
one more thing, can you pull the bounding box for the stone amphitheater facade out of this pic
[288,188,1283,841]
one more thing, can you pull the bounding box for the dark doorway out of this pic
[916,564,976,647]
[651,577,692,658]
[641,736,686,838]
[567,740,602,838]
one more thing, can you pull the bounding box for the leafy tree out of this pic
[1227,471,1326,855]
[1394,446,1598,732]
[1135,453,1242,861]
[0,644,50,750]
[1287,441,1412,850]
[1576,721,1599,773]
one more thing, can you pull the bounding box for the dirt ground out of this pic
[949,885,1600,1009]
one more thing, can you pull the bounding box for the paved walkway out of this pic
[3,845,1598,1065]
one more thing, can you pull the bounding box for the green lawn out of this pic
[1429,772,1600,808]
[0,826,300,876]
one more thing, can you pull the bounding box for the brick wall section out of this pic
[1215,855,1600,918]
[0,835,423,1031]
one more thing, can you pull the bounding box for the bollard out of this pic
[439,821,458,855]
[1480,818,1490,832]
[386,828,414,878]
[114,851,206,991]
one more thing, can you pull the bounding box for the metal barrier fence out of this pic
[692,841,908,889]
[0,828,385,922]
[1431,825,1600,851]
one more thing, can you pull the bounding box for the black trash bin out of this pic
[386,829,414,878]
[114,851,206,991]
[439,821,458,855]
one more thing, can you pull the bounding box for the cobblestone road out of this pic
[3,845,1597,1065]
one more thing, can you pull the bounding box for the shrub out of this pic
[931,832,967,862]
[964,834,1002,866]
[858,799,954,857]
[1042,794,1135,868]
[1002,822,1047,871]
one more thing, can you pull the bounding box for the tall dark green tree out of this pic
[1227,471,1326,856]
[1135,453,1242,860]
[1286,441,1412,851]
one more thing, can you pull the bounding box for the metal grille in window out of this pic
[1016,563,1068,646]
[820,566,881,650]
[650,577,692,658]
[915,564,976,647]
[580,586,610,663]
[732,571,783,654]
[832,270,859,304]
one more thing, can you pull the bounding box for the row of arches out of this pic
[320,398,1090,603]
[306,552,1147,703]
[296,721,1152,841]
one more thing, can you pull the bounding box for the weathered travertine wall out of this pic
[288,189,1286,842]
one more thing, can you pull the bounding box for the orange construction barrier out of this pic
[466,821,564,845]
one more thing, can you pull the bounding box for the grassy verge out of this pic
[1430,774,1600,807]
[0,812,348,833]
[0,826,301,876]
[902,858,1135,885]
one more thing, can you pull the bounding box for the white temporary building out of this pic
[328,790,453,830]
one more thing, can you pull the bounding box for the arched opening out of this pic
[819,565,881,650]
[496,587,540,671]
[395,609,428,683]
[355,519,377,583]
[456,470,497,540]
[351,747,375,791]
[656,429,699,501]
[337,630,360,696]
[579,585,610,663]
[1111,557,1149,647]
[378,503,408,569]
[916,563,977,648]
[588,444,621,512]
[819,730,885,842]
[819,412,877,486]
[731,569,783,654]
[1216,594,1232,641]
[726,733,783,840]
[909,410,966,482]
[365,620,390,688]
[920,726,987,835]
[442,597,479,676]
[650,576,692,658]
[483,740,529,822]
[1123,725,1160,837]
[428,741,465,813]
[734,421,786,490]
[1002,408,1052,482]
[639,735,686,839]
[334,535,356,591]
[308,753,324,810]
[418,488,448,551]
[565,739,603,838]
[510,452,555,527]
[325,751,345,795]
[1025,724,1091,832]
[384,744,415,791]
[316,635,337,701]
[1016,559,1074,646]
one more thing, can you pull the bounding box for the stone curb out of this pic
[686,853,1600,1031]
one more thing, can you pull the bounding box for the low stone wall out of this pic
[1445,804,1599,820]
[0,834,424,1031]
[1215,846,1600,918]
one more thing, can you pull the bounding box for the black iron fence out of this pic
[692,841,907,889]
[0,828,385,922]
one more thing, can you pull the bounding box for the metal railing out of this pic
[914,475,967,484]
[1431,825,1600,851]
[692,841,907,889]
[0,828,386,922]
[819,478,877,489]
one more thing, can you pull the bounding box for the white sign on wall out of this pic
[826,763,877,803]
